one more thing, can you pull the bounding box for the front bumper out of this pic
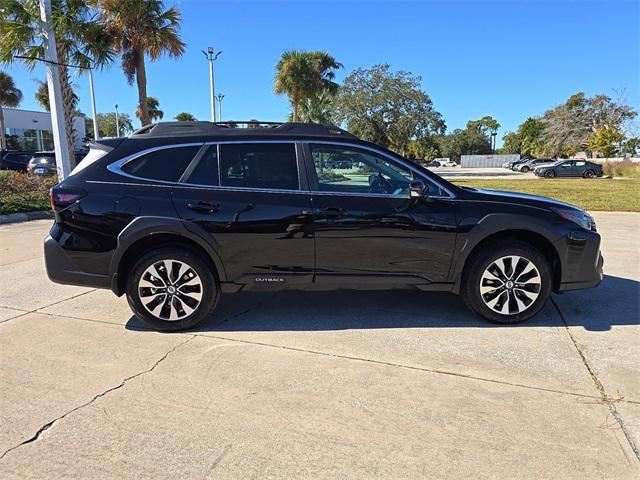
[44,235,111,289]
[556,229,604,292]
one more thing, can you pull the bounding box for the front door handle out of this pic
[322,207,347,217]
[187,201,219,214]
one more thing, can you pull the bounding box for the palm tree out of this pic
[135,96,163,123]
[0,0,114,156]
[99,0,185,126]
[0,72,23,150]
[35,79,79,112]
[175,112,196,121]
[274,50,342,122]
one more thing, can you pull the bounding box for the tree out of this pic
[34,79,78,112]
[99,0,185,126]
[0,71,23,150]
[1,0,114,155]
[541,92,636,157]
[500,131,521,154]
[274,50,342,122]
[175,112,196,121]
[135,96,163,123]
[437,127,492,162]
[333,64,445,155]
[518,117,545,156]
[96,112,133,137]
[587,125,624,157]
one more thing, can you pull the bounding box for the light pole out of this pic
[38,0,71,179]
[87,66,99,140]
[216,94,225,122]
[491,129,498,153]
[202,47,222,122]
[115,104,120,137]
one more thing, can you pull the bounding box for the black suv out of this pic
[45,122,603,331]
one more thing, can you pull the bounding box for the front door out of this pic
[304,143,457,286]
[172,142,314,288]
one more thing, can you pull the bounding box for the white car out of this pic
[433,158,457,167]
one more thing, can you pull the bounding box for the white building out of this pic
[2,107,86,151]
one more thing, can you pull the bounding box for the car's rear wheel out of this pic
[126,247,219,331]
[583,169,595,178]
[461,242,552,324]
[544,170,556,178]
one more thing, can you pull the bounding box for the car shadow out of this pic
[125,274,639,333]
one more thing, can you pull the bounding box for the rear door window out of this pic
[181,145,219,186]
[220,143,299,190]
[121,145,201,182]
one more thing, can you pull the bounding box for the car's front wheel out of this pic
[544,170,556,178]
[126,247,219,331]
[520,166,529,173]
[461,242,552,324]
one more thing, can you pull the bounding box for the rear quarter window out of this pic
[121,145,201,182]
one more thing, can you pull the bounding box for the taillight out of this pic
[49,187,86,211]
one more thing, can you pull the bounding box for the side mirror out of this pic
[409,180,426,198]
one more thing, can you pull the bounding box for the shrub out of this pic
[603,159,640,179]
[0,171,58,214]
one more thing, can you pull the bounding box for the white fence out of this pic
[461,154,520,168]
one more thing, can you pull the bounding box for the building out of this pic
[1,107,86,152]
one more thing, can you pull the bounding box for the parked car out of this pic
[27,151,57,176]
[0,150,34,172]
[513,158,554,173]
[502,156,534,169]
[44,121,603,331]
[432,157,457,167]
[534,159,604,178]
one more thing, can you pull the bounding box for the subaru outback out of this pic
[45,121,603,331]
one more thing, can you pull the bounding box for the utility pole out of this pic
[38,0,71,179]
[203,47,222,122]
[115,104,120,137]
[216,94,225,122]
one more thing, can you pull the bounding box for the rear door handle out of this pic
[187,201,219,214]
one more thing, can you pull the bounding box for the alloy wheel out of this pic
[138,259,203,320]
[479,255,541,315]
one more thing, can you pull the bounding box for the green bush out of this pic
[603,159,640,178]
[0,170,58,214]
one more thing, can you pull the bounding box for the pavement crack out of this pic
[551,296,639,463]
[196,333,603,401]
[0,289,97,326]
[0,335,195,462]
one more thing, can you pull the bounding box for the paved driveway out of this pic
[0,213,638,479]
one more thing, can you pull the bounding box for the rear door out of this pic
[171,142,315,288]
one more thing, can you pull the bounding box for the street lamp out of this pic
[216,94,225,122]
[115,104,120,137]
[491,129,498,153]
[202,47,222,122]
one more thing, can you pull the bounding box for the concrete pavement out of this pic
[0,213,638,478]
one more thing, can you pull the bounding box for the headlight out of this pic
[551,207,596,231]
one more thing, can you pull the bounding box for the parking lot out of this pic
[0,214,638,478]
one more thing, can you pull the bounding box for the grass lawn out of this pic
[450,178,640,212]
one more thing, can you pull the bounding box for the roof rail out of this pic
[129,120,356,138]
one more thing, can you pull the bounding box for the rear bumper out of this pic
[44,235,111,289]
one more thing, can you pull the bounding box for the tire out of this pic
[583,169,595,179]
[544,170,556,178]
[126,247,219,331]
[461,242,552,324]
[520,166,529,173]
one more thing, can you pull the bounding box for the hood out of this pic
[464,187,580,210]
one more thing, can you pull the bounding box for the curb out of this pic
[0,210,54,225]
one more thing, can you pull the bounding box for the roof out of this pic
[129,121,358,140]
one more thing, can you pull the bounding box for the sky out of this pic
[4,0,639,144]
